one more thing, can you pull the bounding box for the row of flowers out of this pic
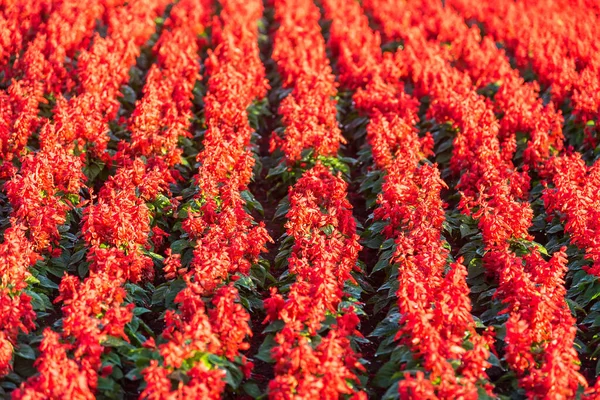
[447,0,599,143]
[323,0,494,397]
[435,0,600,280]
[48,0,172,161]
[264,165,366,399]
[367,0,600,394]
[364,0,593,397]
[261,0,367,398]
[0,0,51,73]
[13,159,174,399]
[363,0,564,170]
[268,0,341,163]
[445,0,600,392]
[541,154,600,395]
[140,0,272,397]
[0,0,126,164]
[3,0,174,397]
[0,0,167,384]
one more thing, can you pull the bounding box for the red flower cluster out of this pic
[141,0,271,397]
[493,247,586,397]
[263,2,366,396]
[195,0,267,194]
[0,0,50,74]
[48,0,171,160]
[5,150,84,252]
[447,0,599,139]
[14,156,174,398]
[142,361,226,400]
[1,0,169,380]
[377,158,493,397]
[268,0,342,163]
[354,78,424,169]
[382,160,494,398]
[321,0,384,90]
[12,0,122,92]
[141,282,250,400]
[183,0,271,287]
[11,0,181,396]
[359,13,530,248]
[127,0,209,166]
[324,0,426,169]
[180,0,271,292]
[323,0,492,395]
[13,330,104,400]
[264,165,361,333]
[269,314,366,400]
[365,0,587,396]
[368,0,563,168]
[0,0,128,165]
[264,165,365,399]
[543,154,600,276]
[0,227,38,376]
[2,0,600,397]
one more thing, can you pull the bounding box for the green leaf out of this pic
[459,223,478,238]
[274,198,290,219]
[25,275,40,285]
[37,274,59,290]
[367,221,388,236]
[43,260,65,278]
[470,283,489,294]
[103,336,129,348]
[96,376,122,398]
[580,281,600,307]
[145,251,164,261]
[320,224,334,236]
[256,335,276,363]
[382,381,400,400]
[69,249,87,266]
[364,234,383,250]
[547,224,563,234]
[1,382,17,390]
[390,346,415,365]
[488,352,502,368]
[375,334,398,357]
[477,386,498,400]
[26,290,52,311]
[381,238,396,250]
[532,241,549,256]
[373,360,398,388]
[206,354,244,389]
[372,293,392,315]
[170,239,190,254]
[263,320,284,334]
[102,351,123,368]
[133,307,151,316]
[250,262,272,287]
[125,367,142,381]
[467,261,485,279]
[371,312,400,338]
[372,249,393,274]
[267,163,288,180]
[243,382,262,398]
[15,344,35,360]
[436,137,454,153]
[125,283,152,305]
[164,279,187,308]
[241,190,264,215]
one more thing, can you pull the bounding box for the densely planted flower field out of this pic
[1,0,599,398]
